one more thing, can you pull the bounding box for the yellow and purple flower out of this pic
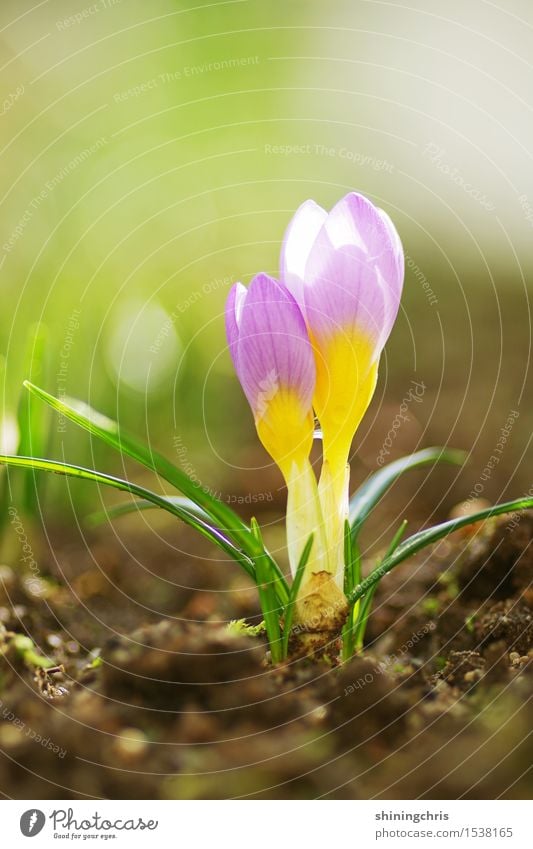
[225,273,315,478]
[280,192,404,578]
[225,273,330,586]
[281,192,403,465]
[226,193,403,625]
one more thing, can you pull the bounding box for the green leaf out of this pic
[349,497,533,606]
[0,453,256,580]
[341,518,362,658]
[23,382,289,604]
[87,496,211,526]
[0,356,9,532]
[383,518,409,560]
[23,380,242,530]
[18,327,49,457]
[250,516,263,544]
[341,446,461,660]
[351,583,378,652]
[249,515,282,654]
[343,519,353,593]
[10,326,50,515]
[281,533,314,659]
[349,447,466,541]
[352,519,408,651]
[254,548,283,663]
[249,515,287,656]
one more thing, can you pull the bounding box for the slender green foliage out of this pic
[352,519,408,651]
[0,355,8,534]
[5,383,533,665]
[349,447,466,541]
[23,382,289,605]
[341,447,465,660]
[87,496,212,526]
[343,519,358,595]
[342,520,361,659]
[1,328,50,519]
[348,497,533,608]
[253,535,283,663]
[0,453,256,580]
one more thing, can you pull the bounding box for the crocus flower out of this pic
[280,192,404,579]
[225,273,332,591]
[225,273,315,478]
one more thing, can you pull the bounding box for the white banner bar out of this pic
[1,799,530,848]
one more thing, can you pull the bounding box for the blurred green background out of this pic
[1,0,531,533]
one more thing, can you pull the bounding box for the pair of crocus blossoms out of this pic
[226,192,404,636]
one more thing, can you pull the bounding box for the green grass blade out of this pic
[352,519,409,651]
[383,518,409,559]
[87,496,211,526]
[341,517,363,659]
[254,548,283,663]
[18,327,49,456]
[0,453,256,580]
[14,327,50,514]
[23,382,289,603]
[343,519,352,594]
[23,380,243,531]
[0,355,9,532]
[352,583,378,652]
[349,447,466,541]
[349,496,533,606]
[251,516,284,660]
[343,518,361,595]
[281,533,314,659]
[250,516,263,544]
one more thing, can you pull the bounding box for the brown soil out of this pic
[0,512,532,800]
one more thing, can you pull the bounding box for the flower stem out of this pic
[285,458,329,582]
[285,460,348,649]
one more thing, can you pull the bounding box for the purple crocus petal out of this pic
[232,273,315,418]
[303,236,390,356]
[280,199,328,311]
[322,192,403,304]
[225,282,247,369]
[376,206,405,296]
[376,206,403,261]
